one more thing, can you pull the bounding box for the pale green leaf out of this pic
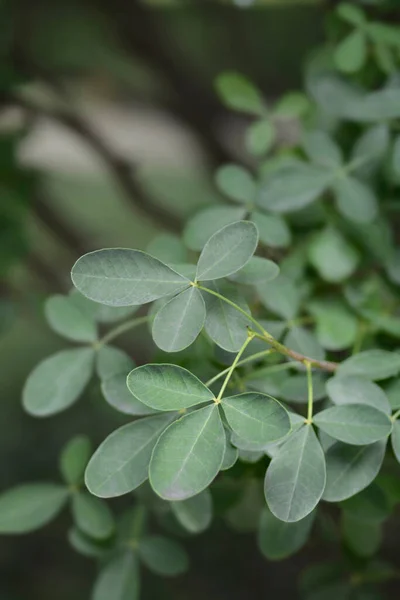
[308,227,360,283]
[183,206,247,252]
[334,30,367,74]
[221,392,290,444]
[348,88,400,122]
[170,489,212,534]
[93,552,140,600]
[333,176,378,224]
[323,440,386,502]
[229,256,279,285]
[351,124,389,178]
[196,221,258,281]
[308,301,358,351]
[215,71,264,115]
[71,491,114,540]
[0,484,68,533]
[127,364,214,411]
[303,131,342,168]
[149,404,225,501]
[69,291,140,325]
[337,350,400,381]
[96,346,134,381]
[23,348,95,416]
[391,420,400,464]
[85,413,174,498]
[257,274,301,320]
[314,404,392,445]
[258,507,315,560]
[102,374,158,416]
[146,234,187,265]
[45,294,97,342]
[265,425,326,522]
[138,535,189,576]
[251,210,291,248]
[284,327,326,362]
[71,249,189,306]
[327,375,391,415]
[246,119,276,156]
[215,164,256,204]
[152,286,206,352]
[60,435,92,485]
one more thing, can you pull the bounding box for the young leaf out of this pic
[337,350,400,381]
[71,491,114,540]
[313,405,392,446]
[327,375,391,415]
[203,280,251,352]
[333,176,378,224]
[228,256,279,285]
[246,118,276,156]
[85,413,174,498]
[308,227,360,283]
[391,420,400,464]
[265,425,326,522]
[334,30,367,74]
[138,535,189,576]
[60,435,92,485]
[92,552,140,600]
[152,286,206,352]
[0,484,68,533]
[149,404,225,501]
[102,374,158,416]
[127,364,214,411]
[71,249,190,306]
[170,489,212,534]
[303,131,343,168]
[96,346,134,381]
[215,71,264,115]
[215,164,256,204]
[221,392,290,444]
[251,210,291,248]
[196,221,258,281]
[258,507,316,560]
[323,440,386,502]
[45,294,97,343]
[183,206,247,252]
[23,348,95,417]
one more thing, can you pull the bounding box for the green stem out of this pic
[392,409,400,422]
[205,349,274,387]
[216,334,255,402]
[96,315,151,348]
[305,361,313,423]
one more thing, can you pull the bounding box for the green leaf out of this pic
[341,484,389,522]
[258,507,315,560]
[303,131,342,168]
[71,491,114,540]
[221,437,239,470]
[391,420,400,464]
[152,286,206,352]
[337,2,366,26]
[333,176,378,224]
[348,88,400,122]
[273,92,310,118]
[127,364,214,411]
[334,30,367,74]
[391,135,400,180]
[251,211,291,248]
[96,346,134,381]
[93,552,140,600]
[23,348,95,416]
[323,440,386,502]
[71,249,190,306]
[138,535,189,576]
[229,256,279,285]
[383,377,400,410]
[284,327,326,362]
[215,164,256,204]
[68,527,110,558]
[85,413,174,498]
[221,393,290,444]
[257,274,301,320]
[309,301,358,351]
[215,71,264,115]
[0,484,68,533]
[60,435,92,485]
[257,163,331,213]
[279,373,327,404]
[337,350,400,381]
[351,124,389,178]
[102,374,158,416]
[314,405,392,445]
[149,404,225,501]
[265,425,326,522]
[45,294,97,342]
[308,227,360,282]
[327,375,391,415]
[342,512,382,558]
[147,234,187,265]
[183,206,247,252]
[246,119,276,156]
[196,221,258,281]
[171,489,212,534]
[203,280,251,352]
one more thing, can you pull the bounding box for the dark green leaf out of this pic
[313,404,392,445]
[391,420,400,464]
[327,375,391,415]
[93,552,139,600]
[139,535,189,576]
[258,507,315,560]
[71,491,114,540]
[171,489,212,534]
[342,512,382,557]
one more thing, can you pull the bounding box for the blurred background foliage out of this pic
[1,0,400,598]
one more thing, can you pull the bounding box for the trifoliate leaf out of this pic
[183,206,247,252]
[313,404,392,445]
[215,164,256,204]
